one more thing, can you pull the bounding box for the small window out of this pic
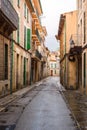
[27,8,29,23]
[17,0,20,7]
[24,3,26,18]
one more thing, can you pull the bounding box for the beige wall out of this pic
[65,11,78,53]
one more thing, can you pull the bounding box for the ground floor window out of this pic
[5,44,8,79]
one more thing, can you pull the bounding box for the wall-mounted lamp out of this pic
[70,39,75,48]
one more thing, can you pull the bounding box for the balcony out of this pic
[0,0,18,35]
[32,8,42,31]
[32,28,42,45]
[32,49,42,61]
[36,29,42,42]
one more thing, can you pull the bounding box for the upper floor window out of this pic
[17,0,20,7]
[83,12,86,43]
[17,17,20,43]
[24,3,26,18]
[24,26,26,49]
[27,8,29,23]
[55,63,56,68]
[51,63,53,68]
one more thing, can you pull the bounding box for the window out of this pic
[84,12,86,43]
[24,3,26,18]
[17,0,20,7]
[55,63,56,68]
[51,63,53,68]
[27,8,28,22]
[17,17,20,43]
[24,26,26,49]
[27,28,31,50]
[24,57,26,85]
[5,44,8,79]
[80,19,82,43]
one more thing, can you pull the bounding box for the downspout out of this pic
[64,18,67,87]
[10,36,14,94]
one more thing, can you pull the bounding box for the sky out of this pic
[40,0,76,51]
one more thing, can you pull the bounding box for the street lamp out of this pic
[70,39,75,48]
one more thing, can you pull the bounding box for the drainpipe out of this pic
[10,36,14,94]
[64,19,67,87]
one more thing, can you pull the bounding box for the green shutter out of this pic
[24,26,26,49]
[27,29,31,50]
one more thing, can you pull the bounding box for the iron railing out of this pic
[35,49,42,60]
[36,29,42,42]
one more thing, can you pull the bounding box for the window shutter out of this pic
[17,17,20,43]
[24,26,26,49]
[27,28,31,50]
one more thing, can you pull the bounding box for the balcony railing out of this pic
[35,49,42,60]
[0,0,18,30]
[36,29,42,42]
[32,49,42,60]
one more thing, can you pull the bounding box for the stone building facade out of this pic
[56,11,79,89]
[49,51,60,76]
[77,0,87,94]
[10,0,32,91]
[0,0,18,95]
[0,0,48,96]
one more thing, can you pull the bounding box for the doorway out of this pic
[51,70,53,76]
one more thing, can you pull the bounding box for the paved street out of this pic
[14,77,78,130]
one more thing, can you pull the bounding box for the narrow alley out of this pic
[13,77,78,130]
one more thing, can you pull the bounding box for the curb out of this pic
[61,90,81,130]
[0,79,45,112]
